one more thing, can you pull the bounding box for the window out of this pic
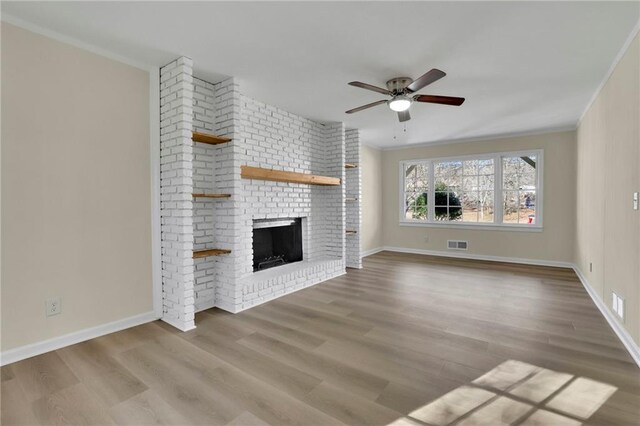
[400,150,542,229]
[501,155,538,224]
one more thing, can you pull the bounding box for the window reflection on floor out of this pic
[389,360,617,426]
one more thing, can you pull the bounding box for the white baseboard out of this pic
[368,246,640,368]
[380,246,574,268]
[0,311,158,366]
[361,247,384,258]
[572,265,640,368]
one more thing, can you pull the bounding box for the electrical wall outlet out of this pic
[46,297,62,317]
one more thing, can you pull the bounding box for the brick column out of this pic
[322,123,346,267]
[213,77,246,312]
[159,57,195,331]
[345,129,362,268]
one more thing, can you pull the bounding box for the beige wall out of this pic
[361,145,383,253]
[1,24,152,351]
[380,131,576,263]
[576,33,639,345]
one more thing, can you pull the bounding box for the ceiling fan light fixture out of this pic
[388,95,411,112]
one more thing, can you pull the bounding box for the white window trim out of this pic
[399,150,544,231]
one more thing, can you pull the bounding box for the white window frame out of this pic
[399,150,544,232]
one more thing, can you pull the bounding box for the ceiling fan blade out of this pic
[398,110,411,122]
[345,100,388,114]
[348,81,391,95]
[413,94,465,106]
[406,69,446,93]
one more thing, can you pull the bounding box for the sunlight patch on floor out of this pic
[408,386,495,425]
[546,377,617,419]
[388,360,617,426]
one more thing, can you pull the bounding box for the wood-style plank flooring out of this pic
[2,252,639,425]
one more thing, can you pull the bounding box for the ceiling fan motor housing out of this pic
[386,77,413,94]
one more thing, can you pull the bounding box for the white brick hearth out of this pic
[239,258,345,310]
[159,56,361,328]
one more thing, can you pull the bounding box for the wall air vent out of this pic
[447,240,468,250]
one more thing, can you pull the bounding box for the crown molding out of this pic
[2,13,154,71]
[379,125,576,152]
[577,18,640,126]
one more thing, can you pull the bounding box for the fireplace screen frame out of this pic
[252,218,304,272]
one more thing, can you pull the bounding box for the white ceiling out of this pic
[2,1,638,148]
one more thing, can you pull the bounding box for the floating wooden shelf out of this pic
[345,163,358,169]
[346,230,358,235]
[192,131,231,145]
[345,197,358,202]
[241,165,340,186]
[192,193,231,199]
[193,249,231,259]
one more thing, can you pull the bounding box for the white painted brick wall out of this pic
[212,77,245,312]
[233,96,346,311]
[160,57,196,331]
[192,77,218,311]
[159,58,356,321]
[313,123,346,263]
[240,96,326,266]
[345,129,362,268]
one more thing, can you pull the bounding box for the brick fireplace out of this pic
[159,56,361,331]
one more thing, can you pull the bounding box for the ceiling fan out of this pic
[345,68,465,122]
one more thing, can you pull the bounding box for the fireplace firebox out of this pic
[252,218,303,271]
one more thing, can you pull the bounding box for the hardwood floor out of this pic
[2,252,639,425]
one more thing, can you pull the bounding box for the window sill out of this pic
[399,221,543,232]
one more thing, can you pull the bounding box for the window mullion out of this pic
[428,161,435,222]
[495,154,503,224]
[400,161,407,222]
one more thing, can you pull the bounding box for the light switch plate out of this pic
[612,292,624,321]
[633,192,638,210]
[618,297,624,319]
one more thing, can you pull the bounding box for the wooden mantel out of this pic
[241,165,341,186]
